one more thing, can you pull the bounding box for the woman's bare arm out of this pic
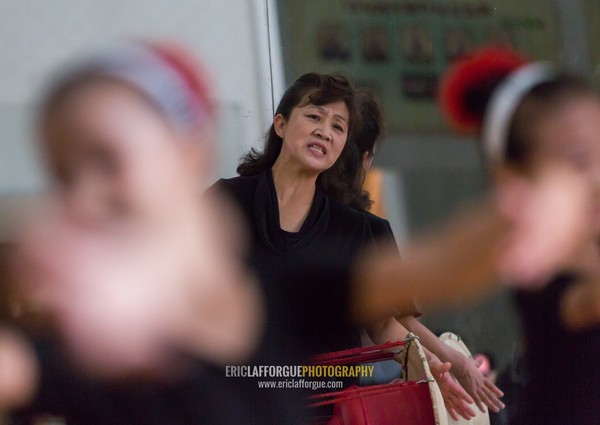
[352,163,592,324]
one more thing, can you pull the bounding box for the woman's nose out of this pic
[314,123,332,142]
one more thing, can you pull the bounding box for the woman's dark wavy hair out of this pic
[236,73,360,176]
[321,89,383,210]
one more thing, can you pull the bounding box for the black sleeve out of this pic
[364,214,420,318]
[205,178,236,199]
[205,177,256,213]
[368,216,398,252]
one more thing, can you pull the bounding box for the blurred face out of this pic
[43,80,195,228]
[528,97,600,230]
[274,101,349,174]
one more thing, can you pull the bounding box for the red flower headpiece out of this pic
[148,41,216,123]
[439,46,527,132]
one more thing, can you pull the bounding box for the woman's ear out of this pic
[362,152,374,174]
[273,114,286,139]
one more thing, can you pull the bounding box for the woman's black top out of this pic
[360,209,419,318]
[213,169,373,257]
[362,210,397,250]
[212,169,374,354]
[514,274,600,424]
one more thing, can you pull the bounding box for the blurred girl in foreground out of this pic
[440,46,600,424]
[0,42,593,424]
[322,90,504,415]
[4,42,268,424]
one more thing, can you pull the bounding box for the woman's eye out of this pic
[333,124,344,133]
[307,114,320,121]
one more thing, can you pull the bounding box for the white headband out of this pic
[50,42,210,132]
[482,62,554,164]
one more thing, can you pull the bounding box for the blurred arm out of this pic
[561,280,600,331]
[0,327,38,411]
[352,163,591,323]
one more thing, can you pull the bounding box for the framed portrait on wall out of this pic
[317,23,351,62]
[400,24,433,64]
[444,26,477,60]
[400,73,438,99]
[362,25,389,63]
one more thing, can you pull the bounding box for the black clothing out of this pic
[212,169,374,353]
[212,169,374,417]
[213,169,372,259]
[514,274,600,424]
[362,210,398,250]
[361,210,419,318]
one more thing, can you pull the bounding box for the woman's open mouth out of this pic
[307,142,327,156]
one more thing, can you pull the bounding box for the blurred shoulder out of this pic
[363,210,392,234]
[328,197,369,226]
[208,175,260,194]
[206,174,262,205]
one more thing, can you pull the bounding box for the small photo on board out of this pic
[362,25,389,63]
[400,24,433,64]
[445,26,476,60]
[400,73,438,99]
[317,24,351,62]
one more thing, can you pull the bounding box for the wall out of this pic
[0,0,282,196]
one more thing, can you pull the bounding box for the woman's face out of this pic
[43,80,195,228]
[528,96,600,229]
[274,100,349,174]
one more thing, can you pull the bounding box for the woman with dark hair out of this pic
[213,73,375,356]
[321,89,506,415]
[214,74,485,420]
[440,46,600,424]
